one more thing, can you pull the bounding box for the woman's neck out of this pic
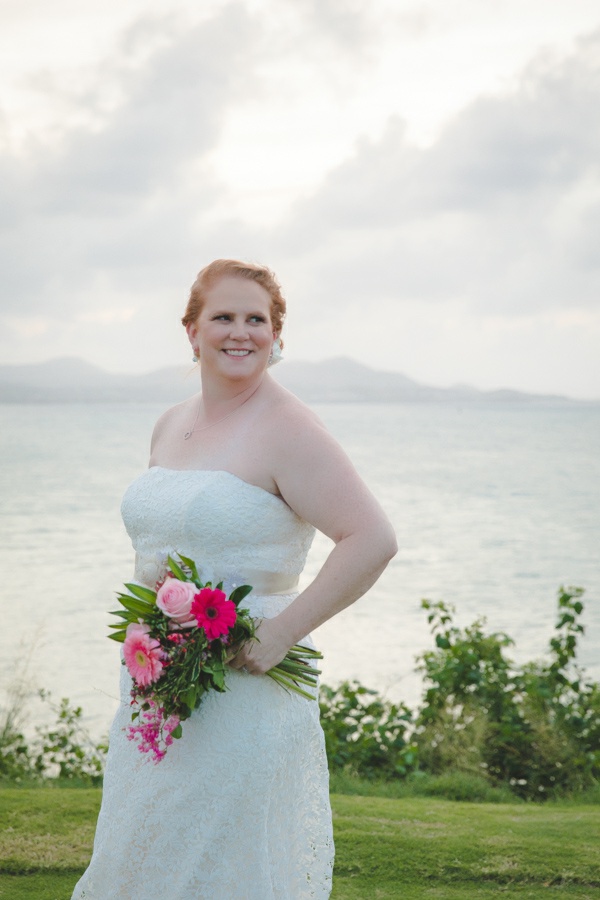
[198,373,266,415]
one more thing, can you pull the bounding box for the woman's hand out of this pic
[227,617,292,676]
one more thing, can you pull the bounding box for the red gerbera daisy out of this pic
[191,587,237,640]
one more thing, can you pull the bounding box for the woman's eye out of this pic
[211,313,266,323]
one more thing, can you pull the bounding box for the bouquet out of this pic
[108,553,322,761]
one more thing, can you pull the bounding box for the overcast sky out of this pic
[1,0,599,398]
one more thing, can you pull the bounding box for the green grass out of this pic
[328,770,519,803]
[0,787,598,899]
[331,795,599,899]
[0,787,100,899]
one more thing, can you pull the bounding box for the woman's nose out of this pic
[230,317,249,338]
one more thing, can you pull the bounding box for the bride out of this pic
[72,259,397,899]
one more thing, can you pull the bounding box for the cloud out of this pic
[0,4,257,317]
[288,0,377,53]
[0,5,599,396]
[273,29,600,318]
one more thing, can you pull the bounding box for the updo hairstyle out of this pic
[181,259,286,341]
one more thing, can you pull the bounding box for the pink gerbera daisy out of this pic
[191,587,237,640]
[123,622,164,686]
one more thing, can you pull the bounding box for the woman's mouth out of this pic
[223,349,252,357]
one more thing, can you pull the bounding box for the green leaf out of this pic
[174,553,200,582]
[123,583,157,604]
[171,723,183,739]
[117,596,155,617]
[212,668,226,690]
[182,688,198,709]
[167,556,186,580]
[108,632,126,643]
[229,584,253,606]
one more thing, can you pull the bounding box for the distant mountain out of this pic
[0,358,198,403]
[0,356,579,405]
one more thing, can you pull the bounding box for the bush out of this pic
[414,587,600,799]
[0,689,107,785]
[3,586,598,800]
[319,681,417,779]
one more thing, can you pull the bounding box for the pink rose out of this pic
[156,579,197,624]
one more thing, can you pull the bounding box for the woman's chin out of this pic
[216,352,266,378]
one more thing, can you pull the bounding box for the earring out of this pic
[268,337,283,367]
[192,348,199,363]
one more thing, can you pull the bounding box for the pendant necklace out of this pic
[184,382,262,440]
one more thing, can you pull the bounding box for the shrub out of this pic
[414,587,600,799]
[319,680,417,779]
[33,692,107,784]
[3,586,597,800]
[0,689,107,785]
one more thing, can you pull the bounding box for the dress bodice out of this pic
[121,467,316,606]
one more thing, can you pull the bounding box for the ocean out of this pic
[1,400,599,738]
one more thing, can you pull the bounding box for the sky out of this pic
[1,0,599,398]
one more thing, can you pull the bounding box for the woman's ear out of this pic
[186,322,200,361]
[186,321,198,346]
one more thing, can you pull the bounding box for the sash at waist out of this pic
[134,556,299,598]
[227,570,299,596]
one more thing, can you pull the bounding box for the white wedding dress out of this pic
[72,467,334,900]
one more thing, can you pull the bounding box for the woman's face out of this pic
[187,276,275,380]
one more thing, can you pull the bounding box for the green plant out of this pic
[0,683,107,785]
[33,693,107,785]
[319,680,417,778]
[0,725,40,782]
[0,651,43,782]
[414,587,600,799]
[3,586,598,800]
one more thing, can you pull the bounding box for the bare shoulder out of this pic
[262,384,381,533]
[261,381,331,449]
[259,381,394,549]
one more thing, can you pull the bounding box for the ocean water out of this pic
[1,401,599,738]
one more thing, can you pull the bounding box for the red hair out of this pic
[181,259,286,337]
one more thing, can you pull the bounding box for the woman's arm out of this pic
[230,403,398,674]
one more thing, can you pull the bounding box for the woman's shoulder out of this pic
[262,379,326,435]
[259,381,342,473]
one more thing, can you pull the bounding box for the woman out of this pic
[72,259,397,899]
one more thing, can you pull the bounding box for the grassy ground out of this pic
[0,787,598,899]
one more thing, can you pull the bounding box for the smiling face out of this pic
[187,276,275,381]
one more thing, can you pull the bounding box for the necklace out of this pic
[183,382,262,440]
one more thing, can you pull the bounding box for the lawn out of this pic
[0,787,598,899]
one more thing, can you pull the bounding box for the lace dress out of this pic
[72,467,334,900]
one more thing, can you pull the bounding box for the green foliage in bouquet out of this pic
[108,553,323,761]
[109,553,256,721]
